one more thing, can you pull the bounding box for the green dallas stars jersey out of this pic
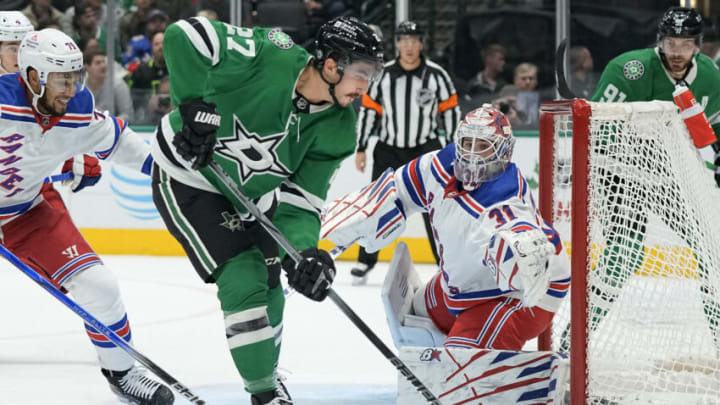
[591,47,720,135]
[151,17,357,252]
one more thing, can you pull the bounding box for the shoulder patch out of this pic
[268,28,293,50]
[623,60,644,80]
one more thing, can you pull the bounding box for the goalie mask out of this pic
[453,104,515,190]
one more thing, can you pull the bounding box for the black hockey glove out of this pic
[282,248,336,302]
[173,100,221,170]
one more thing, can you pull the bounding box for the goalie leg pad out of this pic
[381,242,446,348]
[397,347,569,405]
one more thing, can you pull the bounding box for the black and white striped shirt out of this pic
[356,57,460,151]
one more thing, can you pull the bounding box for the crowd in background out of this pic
[5,0,720,130]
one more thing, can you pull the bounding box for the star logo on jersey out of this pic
[215,116,291,184]
[219,211,244,232]
[268,28,293,50]
[623,60,644,80]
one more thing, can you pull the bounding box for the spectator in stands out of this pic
[459,43,507,114]
[121,8,168,71]
[144,76,172,125]
[61,0,124,39]
[22,0,64,29]
[119,0,154,48]
[570,45,597,99]
[130,30,168,124]
[72,1,122,61]
[84,47,134,121]
[495,62,541,129]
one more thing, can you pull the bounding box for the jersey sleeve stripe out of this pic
[279,181,323,214]
[95,115,123,160]
[400,162,424,208]
[408,158,427,206]
[176,18,220,66]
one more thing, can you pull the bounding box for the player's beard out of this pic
[38,94,67,117]
[662,53,692,78]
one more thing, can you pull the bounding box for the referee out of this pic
[352,21,461,284]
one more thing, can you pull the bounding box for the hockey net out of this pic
[538,100,720,405]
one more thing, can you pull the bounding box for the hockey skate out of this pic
[250,377,293,405]
[102,366,174,405]
[350,263,373,286]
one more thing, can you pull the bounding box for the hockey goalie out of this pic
[321,105,571,404]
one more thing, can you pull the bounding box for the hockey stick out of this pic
[43,172,73,183]
[0,244,208,405]
[206,161,443,405]
[555,39,578,99]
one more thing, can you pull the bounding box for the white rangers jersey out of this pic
[394,143,570,314]
[0,73,151,221]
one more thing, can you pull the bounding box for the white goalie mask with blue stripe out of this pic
[453,104,515,191]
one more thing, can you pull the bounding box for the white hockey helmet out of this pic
[453,104,515,190]
[0,11,33,43]
[18,29,85,90]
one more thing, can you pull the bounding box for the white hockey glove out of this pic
[484,225,556,308]
[321,169,406,253]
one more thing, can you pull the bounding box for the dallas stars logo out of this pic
[268,28,293,50]
[623,60,644,80]
[215,116,291,184]
[219,211,243,232]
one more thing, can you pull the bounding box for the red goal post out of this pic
[538,100,591,405]
[537,99,720,405]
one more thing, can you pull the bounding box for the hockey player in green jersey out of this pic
[559,7,720,353]
[592,8,720,140]
[149,16,384,405]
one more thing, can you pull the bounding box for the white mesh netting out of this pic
[547,101,720,404]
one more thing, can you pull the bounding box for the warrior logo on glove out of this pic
[173,100,221,170]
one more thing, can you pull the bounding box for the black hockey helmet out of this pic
[395,21,424,39]
[313,16,384,82]
[657,7,704,44]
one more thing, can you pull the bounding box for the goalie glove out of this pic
[484,223,556,308]
[61,155,102,192]
[321,168,406,253]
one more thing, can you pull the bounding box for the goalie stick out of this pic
[0,244,207,405]
[205,161,444,405]
[555,39,578,99]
